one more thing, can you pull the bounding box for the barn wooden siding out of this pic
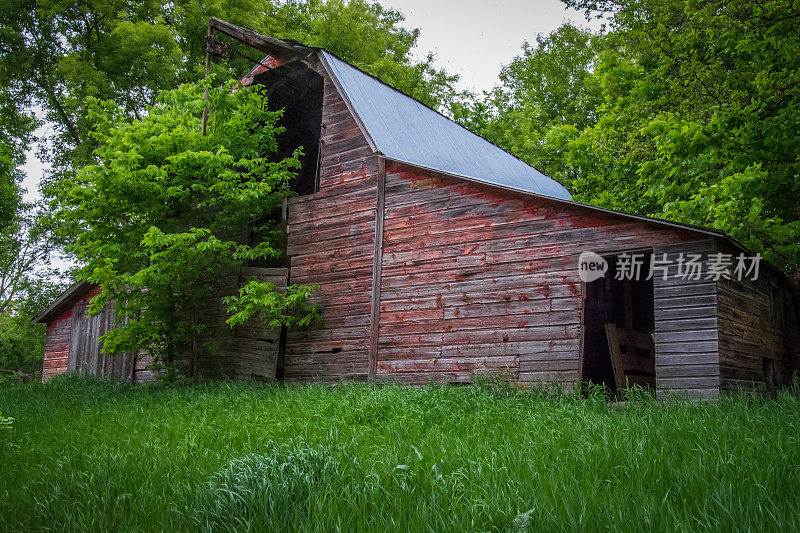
[42,286,99,380]
[652,240,721,400]
[68,302,135,380]
[42,286,148,382]
[180,267,288,379]
[284,74,380,381]
[717,269,800,393]
[41,299,86,381]
[373,162,727,393]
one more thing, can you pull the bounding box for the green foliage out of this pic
[583,380,613,402]
[0,311,45,381]
[0,210,62,381]
[191,441,355,529]
[0,76,37,229]
[1,377,800,530]
[48,79,317,379]
[0,201,59,315]
[0,141,23,230]
[482,1,800,273]
[223,281,321,329]
[0,0,458,183]
[565,0,800,271]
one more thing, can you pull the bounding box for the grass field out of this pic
[1,376,799,532]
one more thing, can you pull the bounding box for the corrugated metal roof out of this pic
[318,50,572,201]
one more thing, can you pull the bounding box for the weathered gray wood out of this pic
[717,266,800,392]
[652,240,721,399]
[66,301,135,381]
[67,305,85,373]
[605,324,625,392]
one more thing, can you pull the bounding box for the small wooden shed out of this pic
[35,19,800,398]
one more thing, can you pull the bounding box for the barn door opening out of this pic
[581,252,656,395]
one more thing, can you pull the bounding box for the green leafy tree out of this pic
[459,24,603,187]
[0,278,62,384]
[0,80,36,230]
[561,0,800,272]
[0,78,56,384]
[49,79,319,379]
[0,0,458,184]
[484,1,800,274]
[0,201,57,316]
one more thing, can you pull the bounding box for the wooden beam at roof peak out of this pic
[208,17,310,60]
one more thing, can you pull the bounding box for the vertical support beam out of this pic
[368,157,386,381]
[201,23,213,136]
[577,280,586,385]
[275,268,290,380]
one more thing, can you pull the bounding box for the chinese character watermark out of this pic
[577,251,761,283]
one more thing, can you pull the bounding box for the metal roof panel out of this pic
[319,50,572,201]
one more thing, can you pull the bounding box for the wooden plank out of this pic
[283,78,377,381]
[615,329,655,352]
[605,324,627,393]
[369,156,385,380]
[67,305,84,373]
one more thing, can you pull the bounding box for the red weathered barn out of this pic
[35,19,800,399]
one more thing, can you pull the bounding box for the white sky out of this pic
[21,0,592,202]
[389,0,592,93]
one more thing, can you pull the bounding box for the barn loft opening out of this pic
[582,252,656,396]
[250,60,324,196]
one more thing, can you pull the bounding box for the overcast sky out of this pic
[21,0,592,201]
[389,0,591,93]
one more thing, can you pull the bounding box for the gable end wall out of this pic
[284,73,380,381]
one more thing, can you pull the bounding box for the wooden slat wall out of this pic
[176,266,288,380]
[377,162,706,387]
[284,74,379,381]
[717,270,800,393]
[42,285,103,381]
[232,267,288,378]
[68,302,136,381]
[42,266,289,383]
[652,240,721,400]
[42,307,74,381]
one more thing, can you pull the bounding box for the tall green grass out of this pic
[0,375,798,531]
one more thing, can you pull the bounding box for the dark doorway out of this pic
[581,252,656,395]
[247,60,325,269]
[253,60,324,196]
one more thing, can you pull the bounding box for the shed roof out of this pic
[32,281,94,324]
